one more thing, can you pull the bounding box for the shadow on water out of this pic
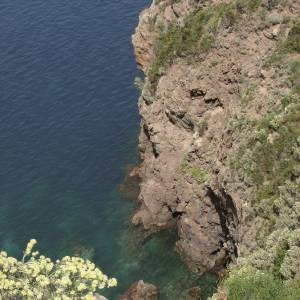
[0,174,217,300]
[114,164,218,299]
[103,225,218,300]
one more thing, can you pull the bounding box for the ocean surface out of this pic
[0,1,216,299]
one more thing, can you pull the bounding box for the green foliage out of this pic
[224,269,285,300]
[226,116,256,136]
[229,94,300,283]
[180,158,210,183]
[223,267,300,300]
[213,7,300,299]
[289,60,300,94]
[235,0,261,12]
[0,239,117,300]
[149,3,239,83]
[235,94,300,215]
[273,246,287,278]
[287,280,300,300]
[240,84,256,107]
[148,24,182,82]
[197,118,208,136]
[285,21,300,53]
[229,228,300,281]
[265,21,300,74]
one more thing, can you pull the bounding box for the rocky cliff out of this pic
[132,0,300,291]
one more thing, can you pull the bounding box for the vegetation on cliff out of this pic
[221,267,300,300]
[148,0,262,84]
[181,157,211,184]
[149,3,228,82]
[135,0,300,299]
[219,17,300,300]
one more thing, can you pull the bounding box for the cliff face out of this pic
[132,0,300,278]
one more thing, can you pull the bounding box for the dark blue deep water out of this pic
[0,1,216,299]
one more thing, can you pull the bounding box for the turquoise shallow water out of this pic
[0,0,216,298]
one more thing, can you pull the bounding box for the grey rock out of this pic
[94,293,108,300]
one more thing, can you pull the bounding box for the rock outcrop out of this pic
[132,0,203,73]
[120,280,159,300]
[133,0,300,277]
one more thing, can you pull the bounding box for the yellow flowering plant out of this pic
[0,239,117,299]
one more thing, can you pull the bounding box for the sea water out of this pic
[0,1,216,298]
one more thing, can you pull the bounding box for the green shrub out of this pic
[197,118,208,136]
[273,246,287,278]
[240,85,256,107]
[289,60,300,94]
[286,280,300,300]
[148,24,182,81]
[229,94,300,289]
[223,267,300,300]
[224,269,285,300]
[234,94,300,215]
[286,21,300,53]
[180,157,210,183]
[265,21,300,73]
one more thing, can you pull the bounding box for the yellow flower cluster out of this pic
[23,239,37,259]
[0,240,117,299]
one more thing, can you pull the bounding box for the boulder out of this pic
[120,280,159,300]
[186,287,202,300]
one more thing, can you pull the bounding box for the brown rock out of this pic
[214,288,228,300]
[120,280,159,300]
[186,287,202,300]
[119,166,141,200]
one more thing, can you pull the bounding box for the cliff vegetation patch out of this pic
[218,17,300,298]
[266,21,300,95]
[148,3,231,83]
[148,0,263,84]
[235,93,300,220]
[181,157,211,184]
[220,266,300,300]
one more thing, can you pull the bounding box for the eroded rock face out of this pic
[132,0,298,274]
[176,188,239,274]
[120,280,159,300]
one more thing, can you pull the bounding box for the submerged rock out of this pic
[119,166,141,201]
[185,287,202,300]
[120,280,159,300]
